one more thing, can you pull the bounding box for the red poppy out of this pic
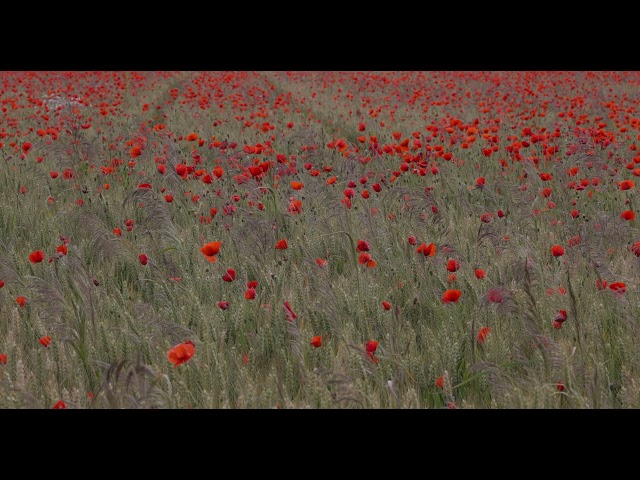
[0,280,4,289]
[129,145,142,158]
[212,166,224,178]
[16,296,26,307]
[619,180,635,190]
[201,241,222,263]
[441,289,461,303]
[609,281,626,294]
[185,133,198,142]
[29,250,45,264]
[0,354,7,365]
[551,245,565,257]
[474,268,486,279]
[477,326,491,344]
[310,336,322,348]
[56,244,68,256]
[284,301,297,321]
[416,242,436,257]
[218,301,230,310]
[244,288,256,300]
[381,301,392,311]
[290,181,304,190]
[366,340,378,354]
[497,210,505,218]
[326,176,337,185]
[139,254,148,265]
[632,241,640,257]
[372,183,382,192]
[275,238,288,250]
[315,258,328,268]
[113,227,122,236]
[167,340,195,367]
[621,210,635,221]
[556,382,566,392]
[480,213,493,223]
[596,279,608,290]
[540,172,552,181]
[52,400,67,409]
[356,240,370,252]
[39,335,51,348]
[222,268,236,282]
[408,235,417,245]
[164,194,174,203]
[357,252,377,268]
[138,183,152,190]
[476,177,486,188]
[446,259,460,272]
[435,376,444,389]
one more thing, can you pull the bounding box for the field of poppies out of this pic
[1,71,639,409]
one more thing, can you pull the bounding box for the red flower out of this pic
[619,180,635,190]
[474,268,486,279]
[167,340,195,367]
[621,210,635,221]
[185,133,198,142]
[476,177,486,188]
[553,310,568,328]
[201,241,222,263]
[0,279,4,289]
[16,296,26,308]
[244,288,256,300]
[217,301,230,310]
[480,213,493,223]
[310,336,322,348]
[366,340,378,354]
[29,250,45,264]
[52,400,67,409]
[283,301,297,321]
[407,235,417,245]
[442,289,462,303]
[138,254,148,265]
[556,382,566,392]
[446,259,460,272]
[551,245,565,257]
[357,252,377,268]
[0,354,7,365]
[416,242,436,257]
[315,258,328,268]
[381,301,392,311]
[39,335,51,348]
[477,326,491,344]
[497,210,505,218]
[290,181,304,190]
[113,227,122,236]
[56,244,68,256]
[129,145,142,158]
[609,281,626,295]
[540,172,552,181]
[632,241,640,257]
[222,268,236,282]
[247,280,259,289]
[435,376,444,389]
[356,240,370,252]
[275,238,288,250]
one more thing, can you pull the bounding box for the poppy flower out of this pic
[408,235,417,245]
[442,289,462,303]
[435,376,444,389]
[284,301,297,322]
[0,280,4,289]
[356,240,370,252]
[540,172,553,181]
[129,145,142,158]
[366,340,378,354]
[609,281,626,294]
[201,241,222,263]
[476,177,486,188]
[288,198,303,214]
[0,353,7,365]
[16,296,26,307]
[164,194,174,202]
[416,242,436,257]
[39,335,51,348]
[290,181,304,190]
[167,340,195,367]
[185,133,198,142]
[139,254,148,265]
[497,210,505,218]
[29,250,45,264]
[218,301,230,310]
[474,268,486,279]
[244,288,256,300]
[222,268,236,282]
[596,279,608,290]
[381,301,392,311]
[632,241,640,257]
[446,259,460,272]
[310,336,322,348]
[56,244,68,256]
[315,258,328,268]
[551,245,565,257]
[372,183,382,192]
[113,227,122,236]
[480,213,493,223]
[621,210,635,221]
[358,252,377,268]
[52,400,67,409]
[477,326,491,344]
[619,180,635,190]
[275,238,288,250]
[556,382,566,392]
[553,309,568,329]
